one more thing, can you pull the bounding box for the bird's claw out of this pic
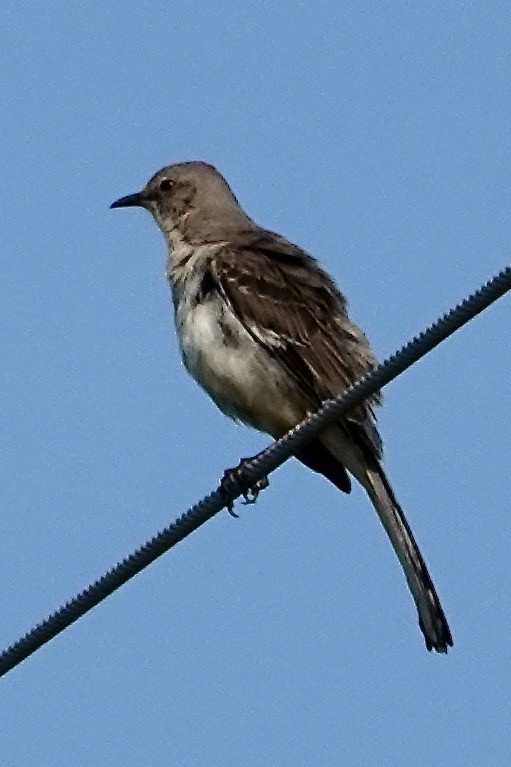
[220,459,269,518]
[241,476,270,505]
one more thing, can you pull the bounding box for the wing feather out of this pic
[210,231,383,460]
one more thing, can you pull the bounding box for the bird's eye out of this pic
[159,179,173,192]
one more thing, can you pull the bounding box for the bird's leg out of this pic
[220,457,269,517]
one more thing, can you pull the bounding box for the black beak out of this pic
[110,191,147,209]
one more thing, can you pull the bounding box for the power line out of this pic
[0,264,509,679]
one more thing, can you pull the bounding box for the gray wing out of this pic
[210,230,383,460]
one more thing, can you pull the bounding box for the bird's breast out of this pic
[171,280,302,436]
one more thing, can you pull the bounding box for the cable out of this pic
[0,264,509,679]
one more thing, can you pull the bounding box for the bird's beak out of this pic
[110,191,148,209]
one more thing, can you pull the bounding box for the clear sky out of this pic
[1,2,510,765]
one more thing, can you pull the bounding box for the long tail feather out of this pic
[364,466,452,652]
[318,427,452,652]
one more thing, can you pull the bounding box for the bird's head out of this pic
[110,161,255,243]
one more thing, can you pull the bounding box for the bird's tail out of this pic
[363,465,453,652]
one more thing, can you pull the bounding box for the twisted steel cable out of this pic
[0,264,509,679]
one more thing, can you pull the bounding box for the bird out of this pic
[111,160,453,653]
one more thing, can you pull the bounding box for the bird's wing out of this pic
[210,231,383,459]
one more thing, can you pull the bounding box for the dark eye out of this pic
[159,179,173,192]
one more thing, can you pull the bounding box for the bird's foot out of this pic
[220,458,269,518]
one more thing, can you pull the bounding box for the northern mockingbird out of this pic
[111,161,452,653]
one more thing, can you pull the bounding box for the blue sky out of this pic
[1,2,510,765]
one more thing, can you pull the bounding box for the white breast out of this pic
[168,248,303,436]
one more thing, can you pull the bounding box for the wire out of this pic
[0,264,509,679]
